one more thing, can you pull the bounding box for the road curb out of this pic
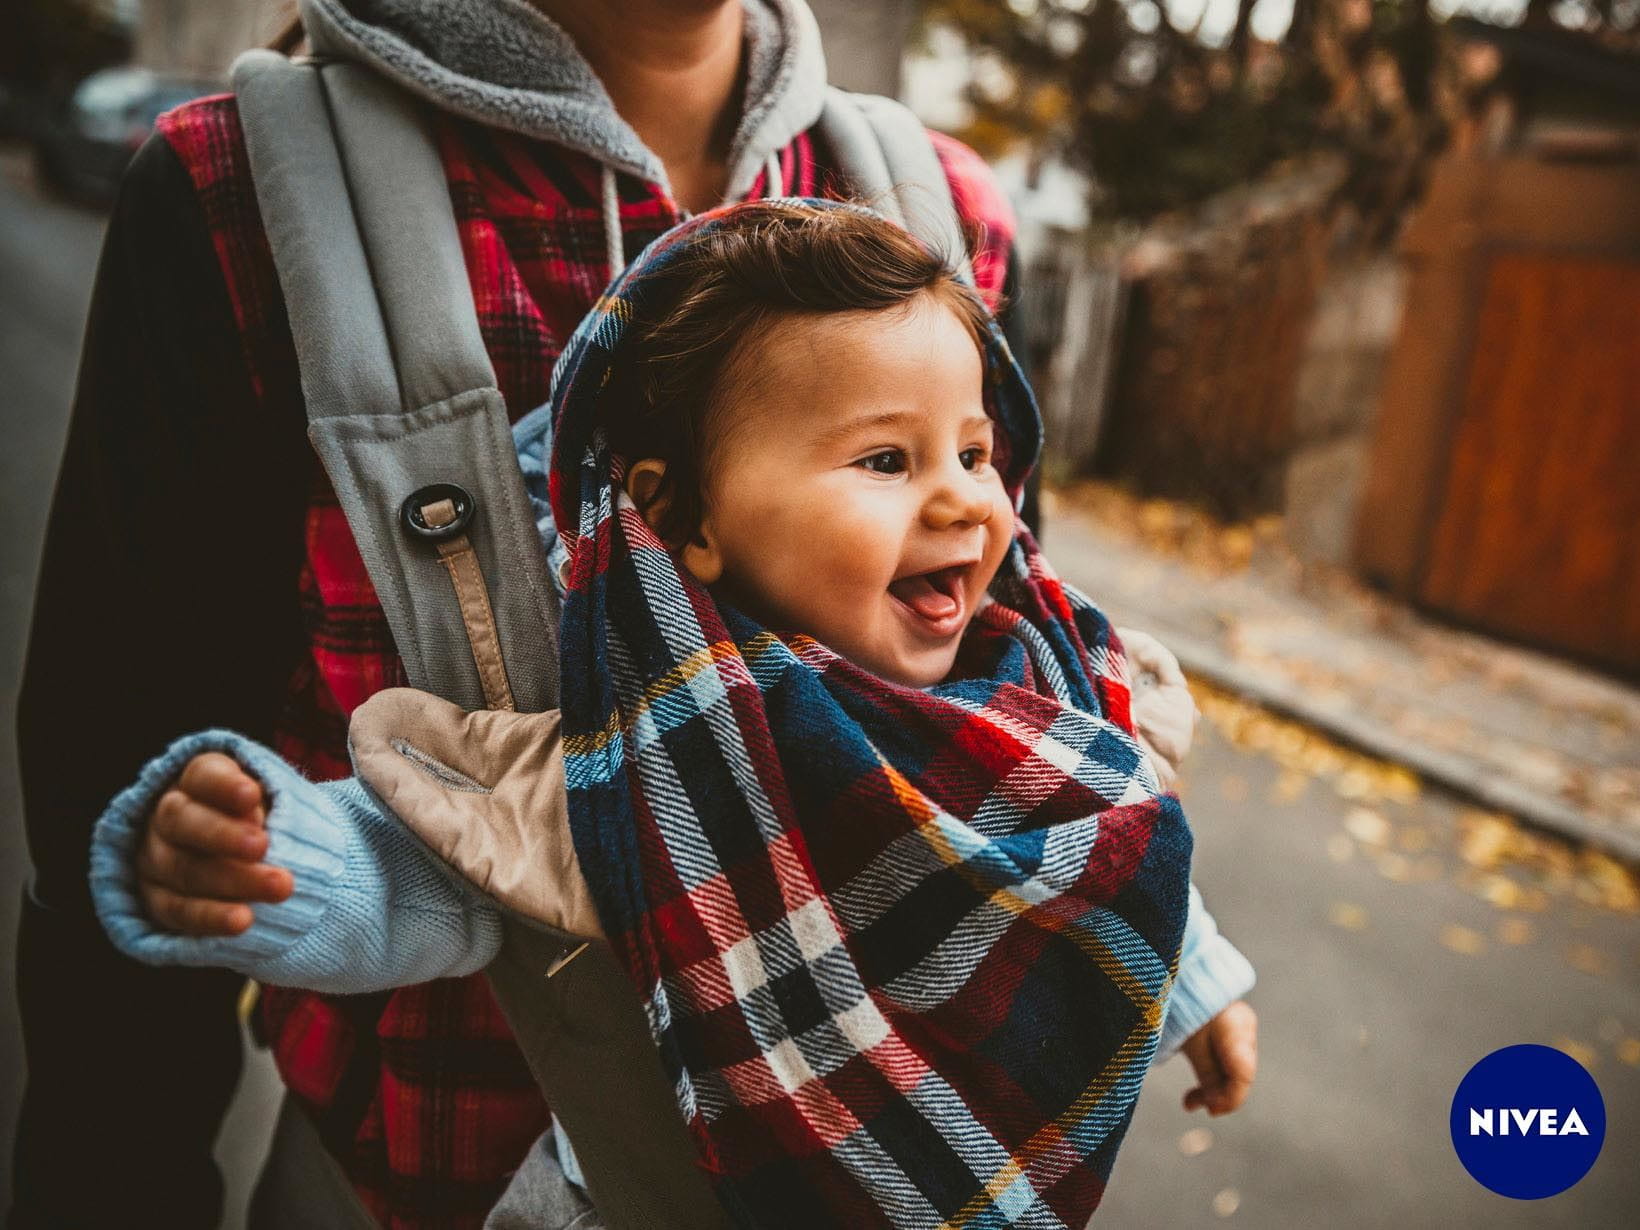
[1163,629,1640,867]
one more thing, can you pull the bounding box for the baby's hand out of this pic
[136,752,293,936]
[1180,999,1258,1116]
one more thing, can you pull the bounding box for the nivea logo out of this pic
[1450,1045,1605,1199]
[1467,1107,1590,1137]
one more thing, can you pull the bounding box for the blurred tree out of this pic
[920,0,1638,233]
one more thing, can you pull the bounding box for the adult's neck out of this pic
[530,0,747,213]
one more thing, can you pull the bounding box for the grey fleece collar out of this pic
[298,0,827,202]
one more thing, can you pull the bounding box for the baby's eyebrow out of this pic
[810,410,992,447]
[810,410,915,446]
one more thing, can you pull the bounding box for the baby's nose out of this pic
[924,479,994,529]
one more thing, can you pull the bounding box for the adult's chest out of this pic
[439,123,683,418]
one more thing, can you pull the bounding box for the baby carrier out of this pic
[230,44,984,1230]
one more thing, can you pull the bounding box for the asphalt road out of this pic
[2,146,1635,1229]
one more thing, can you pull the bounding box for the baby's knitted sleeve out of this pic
[1153,883,1256,1063]
[90,730,503,993]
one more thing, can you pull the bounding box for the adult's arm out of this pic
[11,132,310,1228]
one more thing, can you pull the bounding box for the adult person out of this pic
[11,2,1027,1225]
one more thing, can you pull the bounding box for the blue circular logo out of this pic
[1450,1044,1605,1199]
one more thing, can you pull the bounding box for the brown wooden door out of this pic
[1420,253,1640,668]
[1355,156,1640,674]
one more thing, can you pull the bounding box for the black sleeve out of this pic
[10,133,310,1228]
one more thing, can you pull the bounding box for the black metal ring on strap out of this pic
[399,483,475,543]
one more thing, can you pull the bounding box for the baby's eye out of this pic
[857,450,907,475]
[960,447,989,472]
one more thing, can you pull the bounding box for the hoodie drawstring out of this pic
[599,150,785,282]
[600,164,624,283]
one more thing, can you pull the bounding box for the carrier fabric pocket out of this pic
[347,687,603,940]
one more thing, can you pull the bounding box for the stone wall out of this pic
[1283,254,1405,565]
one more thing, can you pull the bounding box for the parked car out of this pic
[34,66,218,205]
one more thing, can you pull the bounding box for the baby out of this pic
[94,200,1255,1223]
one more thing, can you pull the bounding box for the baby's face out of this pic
[674,294,1015,688]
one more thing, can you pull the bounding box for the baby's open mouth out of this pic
[888,564,970,636]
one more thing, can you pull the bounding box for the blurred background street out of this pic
[3,1,1637,1227]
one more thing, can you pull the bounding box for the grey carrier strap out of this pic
[230,47,977,1230]
[232,49,559,716]
[817,86,975,287]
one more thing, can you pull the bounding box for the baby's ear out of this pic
[624,458,722,582]
[625,459,671,533]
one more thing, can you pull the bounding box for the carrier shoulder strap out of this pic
[818,86,976,286]
[230,50,727,1230]
[230,49,559,715]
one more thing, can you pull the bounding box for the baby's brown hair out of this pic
[600,201,993,546]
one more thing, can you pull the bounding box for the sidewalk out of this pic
[1043,483,1640,865]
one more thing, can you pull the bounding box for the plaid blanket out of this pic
[548,200,1193,1228]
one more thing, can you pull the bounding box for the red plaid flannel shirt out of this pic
[157,96,1016,1227]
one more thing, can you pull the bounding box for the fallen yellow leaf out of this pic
[1334,768,1377,801]
[1381,765,1422,804]
[1219,526,1255,569]
[1397,826,1432,854]
[1476,874,1522,910]
[1554,1037,1599,1070]
[1178,1127,1214,1157]
[1576,851,1640,914]
[1273,725,1307,759]
[1375,851,1413,883]
[1440,924,1486,955]
[1212,1188,1241,1219]
[1566,944,1613,978]
[1517,886,1552,913]
[1242,717,1278,754]
[1297,742,1347,777]
[1457,811,1517,870]
[1329,902,1370,931]
[1271,769,1308,804]
[1345,807,1392,847]
[1495,917,1535,945]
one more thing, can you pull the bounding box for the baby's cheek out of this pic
[828,509,901,576]
[983,487,1017,566]
[768,529,881,630]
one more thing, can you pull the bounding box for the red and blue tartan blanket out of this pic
[548,201,1194,1228]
